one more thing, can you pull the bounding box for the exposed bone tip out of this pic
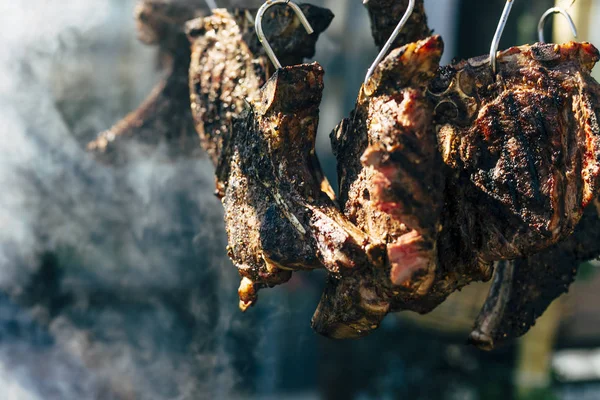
[238,277,257,311]
[239,299,253,312]
[467,329,495,351]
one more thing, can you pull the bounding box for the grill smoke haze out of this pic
[0,1,260,398]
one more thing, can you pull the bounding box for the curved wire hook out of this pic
[537,7,578,43]
[489,0,515,74]
[255,0,314,69]
[364,0,415,86]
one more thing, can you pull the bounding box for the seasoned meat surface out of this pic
[187,6,333,177]
[430,41,600,261]
[223,64,382,310]
[313,36,446,338]
[470,198,600,350]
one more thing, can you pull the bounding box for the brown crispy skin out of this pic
[87,1,204,163]
[313,36,447,339]
[430,41,600,261]
[223,64,382,310]
[429,41,600,350]
[186,6,333,196]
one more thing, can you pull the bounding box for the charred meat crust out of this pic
[223,64,383,310]
[313,36,447,339]
[430,41,600,261]
[187,6,334,186]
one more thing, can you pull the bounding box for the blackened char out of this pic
[187,5,334,186]
[313,36,452,339]
[430,41,600,261]
[223,64,383,310]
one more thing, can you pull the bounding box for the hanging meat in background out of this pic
[87,0,205,163]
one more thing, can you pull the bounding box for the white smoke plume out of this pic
[0,1,266,399]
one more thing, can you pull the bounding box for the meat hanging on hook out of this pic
[186,3,333,196]
[313,0,449,337]
[464,4,600,350]
[87,0,207,164]
[428,4,600,348]
[218,0,382,310]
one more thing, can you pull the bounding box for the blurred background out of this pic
[1,0,600,399]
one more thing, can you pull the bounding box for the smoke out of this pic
[0,1,264,399]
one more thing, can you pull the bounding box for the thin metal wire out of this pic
[490,0,515,74]
[255,0,314,69]
[204,0,217,10]
[364,0,415,86]
[537,7,578,43]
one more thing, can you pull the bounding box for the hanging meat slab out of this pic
[313,36,454,339]
[187,5,334,179]
[430,41,600,261]
[87,0,205,163]
[223,64,383,310]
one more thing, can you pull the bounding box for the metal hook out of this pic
[255,0,314,69]
[364,0,415,86]
[537,7,578,43]
[489,0,515,75]
[204,0,217,10]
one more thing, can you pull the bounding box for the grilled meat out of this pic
[223,64,382,310]
[430,41,600,261]
[187,5,333,181]
[88,0,205,163]
[426,41,600,349]
[470,198,600,350]
[313,36,447,338]
[88,3,333,166]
